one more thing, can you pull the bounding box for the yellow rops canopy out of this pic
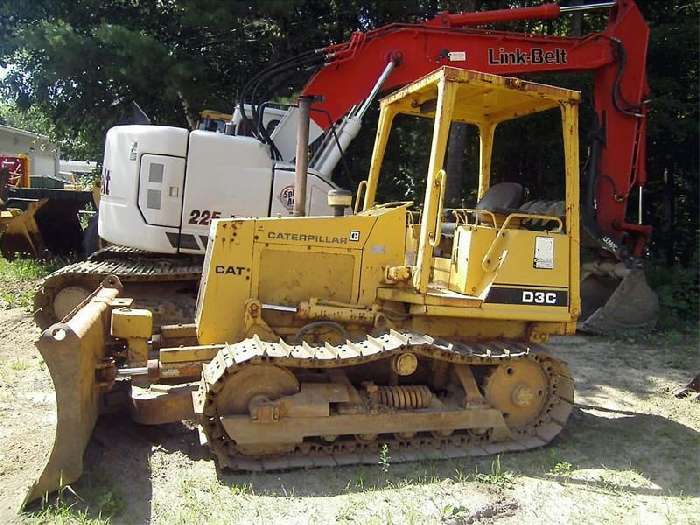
[379,66,581,125]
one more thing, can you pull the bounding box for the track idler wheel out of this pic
[483,360,548,428]
[211,364,299,456]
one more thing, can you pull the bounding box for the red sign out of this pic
[0,155,29,187]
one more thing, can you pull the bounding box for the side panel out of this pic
[269,167,336,217]
[251,215,372,308]
[179,131,274,253]
[137,154,186,228]
[357,206,408,305]
[197,213,392,343]
[442,225,573,325]
[451,226,570,294]
[258,248,356,305]
[196,219,256,344]
[99,125,189,253]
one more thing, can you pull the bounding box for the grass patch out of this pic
[472,456,513,488]
[548,460,575,477]
[453,456,514,489]
[0,258,63,309]
[22,482,124,525]
[9,358,29,371]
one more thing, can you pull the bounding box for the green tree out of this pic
[0,0,696,269]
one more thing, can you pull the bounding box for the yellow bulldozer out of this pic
[27,67,579,505]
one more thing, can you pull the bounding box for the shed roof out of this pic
[0,124,52,143]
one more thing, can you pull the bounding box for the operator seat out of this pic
[475,182,525,214]
[473,182,564,230]
[441,182,526,242]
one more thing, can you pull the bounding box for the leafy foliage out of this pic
[0,257,62,309]
[647,247,700,327]
[0,0,697,270]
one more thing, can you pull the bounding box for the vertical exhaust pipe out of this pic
[294,96,315,217]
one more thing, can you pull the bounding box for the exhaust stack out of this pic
[293,96,315,217]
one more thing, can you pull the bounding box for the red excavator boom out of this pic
[302,0,650,258]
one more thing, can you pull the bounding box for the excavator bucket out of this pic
[579,265,659,334]
[23,277,123,508]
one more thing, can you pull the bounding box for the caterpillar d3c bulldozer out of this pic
[26,67,578,505]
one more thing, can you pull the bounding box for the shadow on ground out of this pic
[21,415,187,524]
[212,404,699,499]
[22,396,697,524]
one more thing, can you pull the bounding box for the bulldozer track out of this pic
[34,245,202,328]
[195,331,574,470]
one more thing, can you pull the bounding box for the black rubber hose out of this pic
[610,39,644,118]
[238,50,325,137]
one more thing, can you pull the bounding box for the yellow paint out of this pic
[195,219,256,343]
[258,249,355,305]
[562,102,581,318]
[413,75,457,294]
[477,123,496,200]
[111,308,153,338]
[159,344,223,364]
[193,67,582,345]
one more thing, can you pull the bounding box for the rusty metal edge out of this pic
[23,277,122,508]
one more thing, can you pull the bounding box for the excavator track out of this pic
[34,245,202,328]
[195,331,573,470]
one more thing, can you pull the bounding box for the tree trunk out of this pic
[662,168,675,265]
[177,91,197,130]
[571,0,583,36]
[445,122,468,207]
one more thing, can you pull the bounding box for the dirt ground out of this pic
[0,307,698,525]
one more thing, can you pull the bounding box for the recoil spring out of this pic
[378,385,432,409]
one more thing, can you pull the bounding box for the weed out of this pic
[453,467,469,484]
[349,470,367,491]
[29,504,106,525]
[229,482,252,496]
[378,443,391,473]
[10,358,29,371]
[442,503,471,522]
[473,456,513,488]
[549,460,574,477]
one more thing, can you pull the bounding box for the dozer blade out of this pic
[23,277,123,508]
[579,268,659,335]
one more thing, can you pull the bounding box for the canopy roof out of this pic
[379,66,580,125]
